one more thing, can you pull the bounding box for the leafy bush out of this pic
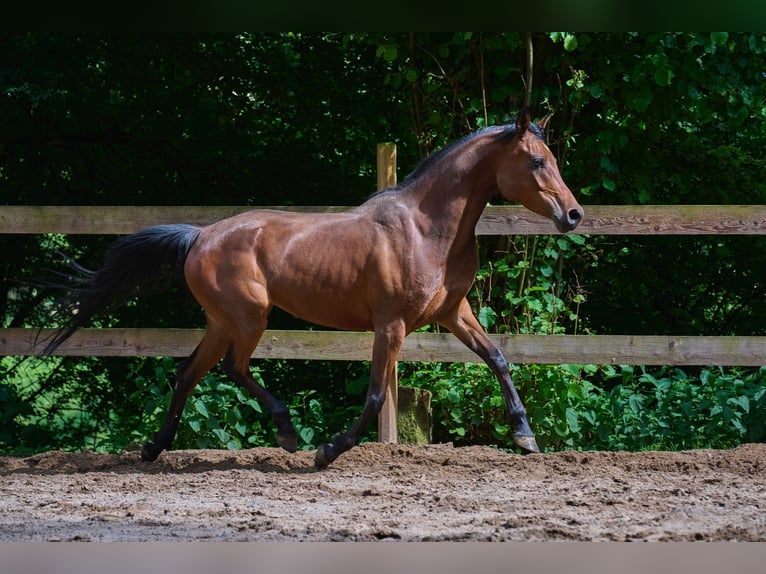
[126,357,372,453]
[474,233,590,335]
[287,380,373,451]
[400,362,766,453]
[128,357,270,451]
[0,355,120,453]
[571,365,766,451]
[0,353,375,455]
[4,352,763,455]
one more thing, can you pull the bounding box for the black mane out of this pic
[381,121,547,194]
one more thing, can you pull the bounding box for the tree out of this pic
[3,32,765,452]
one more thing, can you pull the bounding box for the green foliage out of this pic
[127,357,373,453]
[399,362,511,444]
[568,366,766,451]
[1,354,373,455]
[0,361,34,450]
[0,355,122,453]
[287,379,373,451]
[473,233,590,335]
[129,357,270,451]
[3,33,766,455]
[539,32,766,337]
[401,362,766,453]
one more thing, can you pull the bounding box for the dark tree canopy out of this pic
[2,33,765,453]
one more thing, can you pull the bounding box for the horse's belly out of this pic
[268,258,374,330]
[272,288,374,331]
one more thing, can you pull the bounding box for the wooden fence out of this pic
[3,203,766,366]
[2,202,766,441]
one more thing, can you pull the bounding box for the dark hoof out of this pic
[314,444,333,469]
[513,433,540,454]
[140,441,162,462]
[276,432,298,453]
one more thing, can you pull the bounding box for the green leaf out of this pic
[194,400,210,419]
[735,395,750,413]
[299,427,315,445]
[345,375,369,396]
[628,394,643,414]
[478,306,497,329]
[566,408,581,433]
[381,45,398,62]
[564,34,578,51]
[627,86,653,112]
[212,428,229,443]
[654,68,674,87]
[247,399,263,414]
[568,234,586,245]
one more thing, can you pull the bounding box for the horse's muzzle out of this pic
[555,207,584,233]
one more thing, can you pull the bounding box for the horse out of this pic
[41,109,584,468]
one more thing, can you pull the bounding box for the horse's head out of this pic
[496,110,584,233]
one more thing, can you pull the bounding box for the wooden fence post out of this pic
[376,142,398,443]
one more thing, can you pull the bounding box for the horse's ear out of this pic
[516,107,531,135]
[536,111,554,130]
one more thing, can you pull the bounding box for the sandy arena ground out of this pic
[1,442,764,542]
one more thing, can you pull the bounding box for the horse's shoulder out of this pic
[363,199,412,231]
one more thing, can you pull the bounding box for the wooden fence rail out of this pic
[2,203,765,441]
[3,328,765,367]
[1,204,765,367]
[2,204,766,235]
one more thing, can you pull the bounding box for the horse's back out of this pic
[185,208,396,331]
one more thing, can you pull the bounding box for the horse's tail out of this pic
[39,224,201,356]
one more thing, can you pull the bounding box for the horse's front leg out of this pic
[315,321,405,469]
[438,298,540,454]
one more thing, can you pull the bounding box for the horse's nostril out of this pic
[568,208,583,222]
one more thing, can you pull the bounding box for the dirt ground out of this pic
[1,442,764,542]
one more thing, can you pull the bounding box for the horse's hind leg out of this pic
[221,327,297,453]
[438,297,540,454]
[141,318,230,462]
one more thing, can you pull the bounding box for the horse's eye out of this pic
[531,156,546,170]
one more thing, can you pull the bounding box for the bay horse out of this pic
[42,109,583,468]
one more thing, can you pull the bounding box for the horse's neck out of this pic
[407,142,498,243]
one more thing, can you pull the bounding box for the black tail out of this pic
[39,224,201,356]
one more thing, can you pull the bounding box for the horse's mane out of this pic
[378,121,547,195]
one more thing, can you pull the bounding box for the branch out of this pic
[523,32,534,109]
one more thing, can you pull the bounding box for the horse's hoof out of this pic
[140,442,161,462]
[276,432,298,453]
[314,444,333,469]
[513,433,540,454]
